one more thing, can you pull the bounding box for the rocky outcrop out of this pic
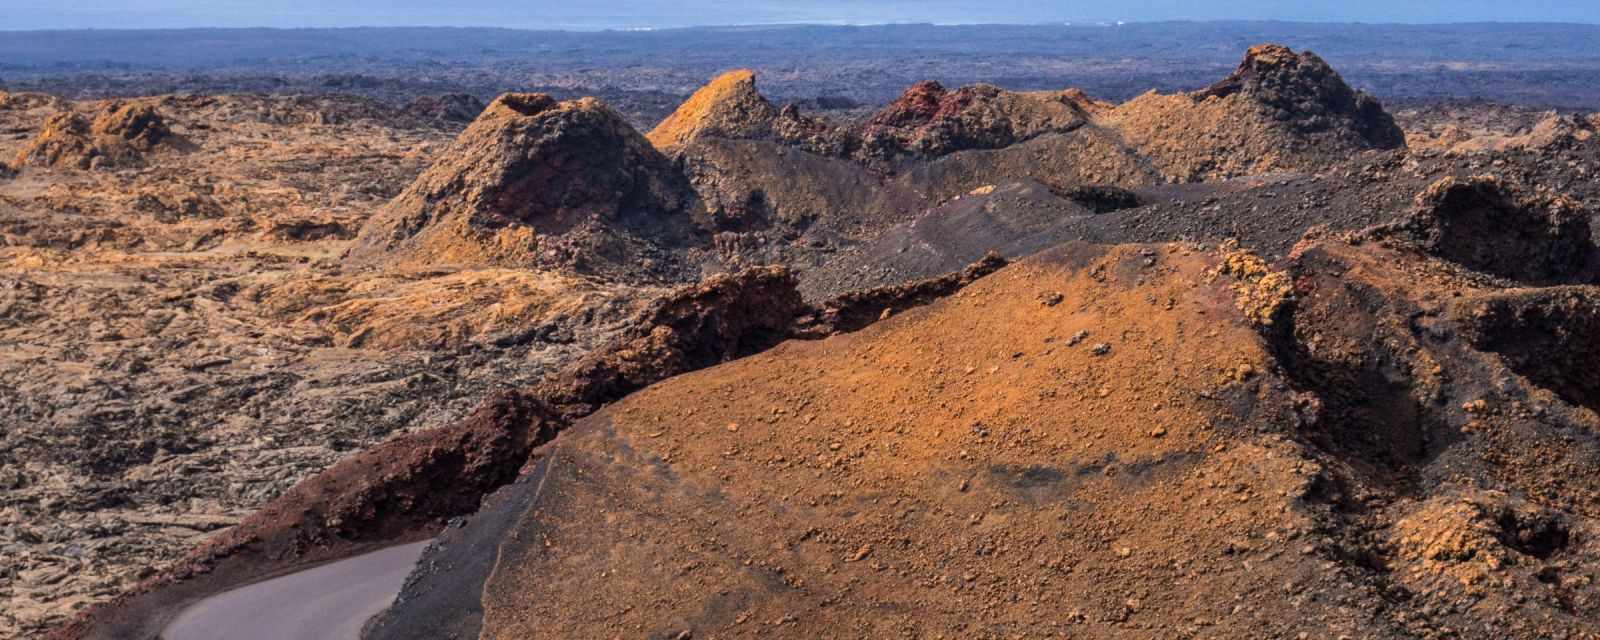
[13,101,176,170]
[346,93,703,279]
[1455,286,1600,412]
[860,81,1096,160]
[1193,44,1404,149]
[13,112,98,169]
[1368,175,1594,283]
[649,70,857,159]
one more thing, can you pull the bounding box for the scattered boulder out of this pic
[346,93,702,278]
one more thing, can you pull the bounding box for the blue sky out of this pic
[9,0,1599,30]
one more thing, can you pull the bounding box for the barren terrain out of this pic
[0,29,1596,640]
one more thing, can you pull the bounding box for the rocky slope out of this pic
[364,177,1600,637]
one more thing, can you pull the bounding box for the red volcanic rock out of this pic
[861,81,1094,159]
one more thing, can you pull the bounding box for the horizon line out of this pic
[4,19,1600,34]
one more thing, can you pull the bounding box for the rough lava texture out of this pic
[1366,175,1596,284]
[400,93,487,125]
[13,101,177,170]
[16,43,1600,640]
[52,265,808,640]
[860,81,1097,160]
[1194,44,1405,149]
[346,93,703,279]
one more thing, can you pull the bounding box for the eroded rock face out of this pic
[1276,232,1600,636]
[1373,175,1594,283]
[346,93,703,279]
[1455,286,1600,412]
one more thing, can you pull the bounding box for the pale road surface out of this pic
[161,541,432,640]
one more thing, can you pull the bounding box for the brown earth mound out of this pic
[1194,44,1404,149]
[1104,44,1404,181]
[345,93,704,279]
[647,70,858,160]
[13,101,177,170]
[379,242,1337,638]
[647,70,779,152]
